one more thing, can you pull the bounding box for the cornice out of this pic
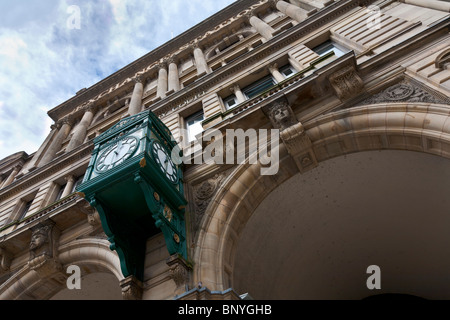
[0,143,94,202]
[150,0,360,118]
[47,0,260,122]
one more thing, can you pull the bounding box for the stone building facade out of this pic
[0,0,450,300]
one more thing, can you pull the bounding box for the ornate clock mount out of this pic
[77,110,188,282]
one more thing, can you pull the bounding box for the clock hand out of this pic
[164,156,169,171]
[116,140,123,154]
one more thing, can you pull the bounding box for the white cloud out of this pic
[0,0,236,160]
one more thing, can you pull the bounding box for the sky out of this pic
[0,0,236,160]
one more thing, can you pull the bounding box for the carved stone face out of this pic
[269,102,296,130]
[29,232,46,250]
[273,106,290,126]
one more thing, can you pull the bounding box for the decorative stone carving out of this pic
[77,200,100,226]
[358,79,450,106]
[263,99,318,173]
[132,74,143,84]
[280,122,318,173]
[28,221,63,280]
[167,254,191,296]
[383,83,415,101]
[263,99,298,131]
[329,65,365,101]
[193,173,227,229]
[0,247,12,274]
[120,275,143,300]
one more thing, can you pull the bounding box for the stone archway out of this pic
[0,238,123,300]
[193,102,450,296]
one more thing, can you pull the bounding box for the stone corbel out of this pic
[166,254,191,297]
[77,200,101,226]
[263,99,318,173]
[120,275,143,300]
[280,122,318,173]
[0,247,13,274]
[328,65,365,101]
[28,220,64,281]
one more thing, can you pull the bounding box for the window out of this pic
[186,111,204,142]
[279,64,297,79]
[22,200,33,216]
[55,183,66,201]
[242,75,276,99]
[224,95,239,110]
[313,40,350,58]
[72,175,85,193]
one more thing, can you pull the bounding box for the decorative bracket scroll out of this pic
[328,65,365,101]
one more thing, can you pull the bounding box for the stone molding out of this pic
[50,0,359,122]
[328,64,365,101]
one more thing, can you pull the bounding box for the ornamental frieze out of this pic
[357,79,450,106]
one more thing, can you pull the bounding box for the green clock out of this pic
[95,136,139,173]
[151,140,178,184]
[77,110,188,282]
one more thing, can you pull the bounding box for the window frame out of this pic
[242,75,276,99]
[185,111,205,143]
[313,40,350,58]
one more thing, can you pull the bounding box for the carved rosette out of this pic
[329,65,365,101]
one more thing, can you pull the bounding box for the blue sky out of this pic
[0,0,236,160]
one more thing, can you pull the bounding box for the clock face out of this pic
[95,137,139,173]
[151,140,178,184]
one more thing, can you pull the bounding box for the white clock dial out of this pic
[96,137,139,173]
[151,141,178,184]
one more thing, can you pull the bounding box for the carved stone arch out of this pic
[193,102,450,292]
[57,238,123,280]
[0,238,123,300]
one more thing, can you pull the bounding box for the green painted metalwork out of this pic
[77,110,187,282]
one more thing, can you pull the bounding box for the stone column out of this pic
[156,64,168,99]
[168,58,181,93]
[40,118,72,166]
[61,175,75,199]
[1,166,21,188]
[230,84,246,103]
[402,0,450,12]
[274,0,308,23]
[268,63,286,83]
[247,11,276,40]
[192,45,212,76]
[128,75,145,116]
[66,103,95,151]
